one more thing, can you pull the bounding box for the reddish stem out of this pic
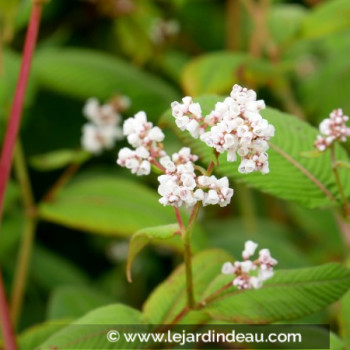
[174,207,184,232]
[0,2,43,349]
[0,271,17,350]
[0,2,42,221]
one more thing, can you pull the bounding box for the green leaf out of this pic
[19,321,67,350]
[38,175,175,237]
[181,52,249,96]
[143,249,232,324]
[47,286,113,320]
[268,4,307,46]
[33,48,180,118]
[0,49,37,122]
[30,149,91,171]
[299,49,350,122]
[30,246,89,290]
[205,263,350,323]
[338,288,350,348]
[286,203,346,262]
[126,224,180,282]
[206,219,310,268]
[161,96,350,209]
[38,304,144,350]
[302,0,350,39]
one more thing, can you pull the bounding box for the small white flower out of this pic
[242,240,258,260]
[221,241,277,290]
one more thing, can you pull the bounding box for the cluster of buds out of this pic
[222,240,277,290]
[117,112,234,208]
[158,149,233,207]
[82,97,130,154]
[314,109,350,151]
[117,111,165,176]
[171,84,275,174]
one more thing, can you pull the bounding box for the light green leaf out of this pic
[38,304,144,350]
[38,175,175,237]
[47,286,113,320]
[161,95,350,209]
[181,52,249,96]
[339,288,350,348]
[30,149,91,171]
[302,0,350,39]
[127,224,180,282]
[143,249,232,324]
[205,263,350,323]
[33,48,180,118]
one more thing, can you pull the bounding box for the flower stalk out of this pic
[0,1,45,348]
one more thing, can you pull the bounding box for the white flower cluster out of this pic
[82,98,125,154]
[117,111,165,176]
[222,240,277,290]
[314,109,350,151]
[158,148,234,208]
[117,112,234,208]
[171,84,275,174]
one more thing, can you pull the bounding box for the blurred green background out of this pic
[1,0,350,342]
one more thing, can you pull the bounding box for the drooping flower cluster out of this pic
[171,84,275,174]
[117,111,165,176]
[82,97,130,154]
[222,240,277,290]
[314,109,350,151]
[117,112,234,208]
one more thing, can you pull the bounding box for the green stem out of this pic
[42,162,81,202]
[331,146,350,220]
[10,219,36,324]
[11,142,37,325]
[181,159,217,308]
[236,183,257,233]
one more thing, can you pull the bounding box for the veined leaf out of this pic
[161,95,350,209]
[205,263,350,323]
[127,224,180,282]
[38,304,144,350]
[302,0,350,39]
[143,249,232,324]
[38,175,175,237]
[339,290,350,349]
[19,321,68,350]
[33,48,180,118]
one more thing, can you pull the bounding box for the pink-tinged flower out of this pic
[222,241,277,290]
[171,84,274,174]
[314,109,350,151]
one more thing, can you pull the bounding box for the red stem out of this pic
[0,3,43,349]
[0,2,42,222]
[0,271,17,350]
